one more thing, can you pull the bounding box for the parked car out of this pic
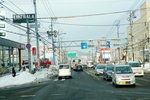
[95,64,106,75]
[58,64,72,79]
[126,61,144,77]
[103,65,114,81]
[74,64,83,71]
[112,65,136,87]
[40,58,52,68]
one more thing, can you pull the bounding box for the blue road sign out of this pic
[106,41,110,48]
[26,43,31,49]
[81,43,88,49]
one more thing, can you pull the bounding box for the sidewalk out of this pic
[0,65,58,88]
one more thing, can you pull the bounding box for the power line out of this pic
[7,0,26,13]
[37,7,150,19]
[0,3,51,45]
[39,20,146,27]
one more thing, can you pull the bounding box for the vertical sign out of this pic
[106,41,110,48]
[32,47,36,56]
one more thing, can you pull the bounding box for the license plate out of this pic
[119,81,126,85]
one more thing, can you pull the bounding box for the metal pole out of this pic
[33,0,40,61]
[51,18,56,65]
[27,20,32,72]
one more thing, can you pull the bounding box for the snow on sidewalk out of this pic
[0,65,58,88]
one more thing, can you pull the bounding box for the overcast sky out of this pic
[1,0,147,53]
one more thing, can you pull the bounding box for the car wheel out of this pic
[58,77,62,80]
[132,84,136,87]
[69,76,72,79]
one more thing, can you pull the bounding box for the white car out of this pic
[95,64,106,75]
[112,65,136,87]
[58,64,72,79]
[126,62,144,77]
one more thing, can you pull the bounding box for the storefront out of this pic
[0,37,25,74]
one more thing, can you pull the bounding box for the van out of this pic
[126,62,144,77]
[58,64,72,79]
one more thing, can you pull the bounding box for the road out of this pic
[0,69,150,100]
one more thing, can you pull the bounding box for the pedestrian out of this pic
[12,67,16,77]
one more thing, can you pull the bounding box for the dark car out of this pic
[74,64,83,71]
[103,65,114,81]
[81,64,88,69]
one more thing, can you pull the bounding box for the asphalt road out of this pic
[0,69,150,100]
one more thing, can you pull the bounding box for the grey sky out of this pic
[2,0,146,48]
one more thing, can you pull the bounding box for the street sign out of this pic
[81,43,88,49]
[29,23,40,28]
[26,43,31,49]
[68,53,76,57]
[13,14,35,23]
[32,47,36,55]
[106,41,110,48]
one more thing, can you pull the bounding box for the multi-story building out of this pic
[127,1,150,62]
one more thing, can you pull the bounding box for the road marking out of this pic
[61,79,65,81]
[0,96,6,99]
[20,95,36,98]
[136,78,150,82]
[51,94,63,96]
[54,79,58,81]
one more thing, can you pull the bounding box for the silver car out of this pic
[112,65,136,87]
[95,64,106,75]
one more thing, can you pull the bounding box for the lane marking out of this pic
[51,94,63,96]
[20,95,36,98]
[136,78,150,82]
[54,79,58,81]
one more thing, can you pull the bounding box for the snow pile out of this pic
[0,65,58,88]
[143,63,150,73]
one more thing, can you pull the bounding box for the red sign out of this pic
[98,42,110,51]
[32,47,36,55]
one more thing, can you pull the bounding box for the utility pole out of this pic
[116,21,120,63]
[33,0,40,61]
[43,42,46,59]
[26,20,32,72]
[47,18,57,65]
[51,18,56,65]
[129,11,136,61]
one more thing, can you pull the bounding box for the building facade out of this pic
[127,1,150,63]
[0,37,25,75]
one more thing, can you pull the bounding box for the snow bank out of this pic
[143,63,150,73]
[0,65,58,88]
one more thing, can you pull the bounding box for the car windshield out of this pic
[116,66,133,74]
[107,66,113,71]
[97,65,105,69]
[128,63,141,67]
[59,65,69,69]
